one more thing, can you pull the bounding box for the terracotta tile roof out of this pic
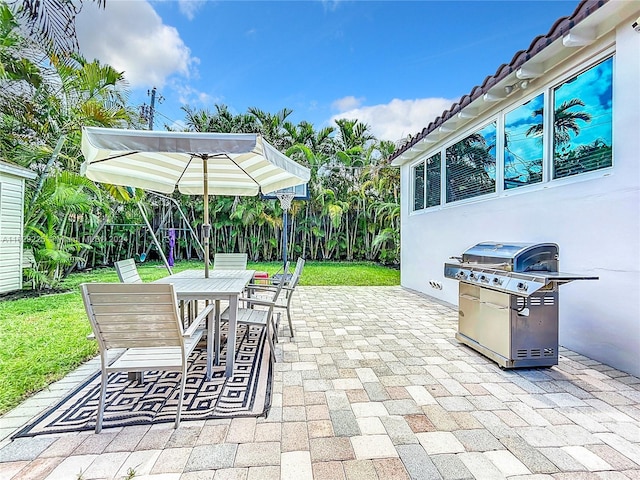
[389,0,608,162]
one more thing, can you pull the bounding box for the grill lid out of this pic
[461,242,559,273]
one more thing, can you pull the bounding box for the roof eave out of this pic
[0,160,37,179]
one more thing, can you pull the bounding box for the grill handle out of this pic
[449,256,463,263]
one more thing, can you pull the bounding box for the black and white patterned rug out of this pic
[13,325,272,438]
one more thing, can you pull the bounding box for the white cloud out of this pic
[320,0,342,12]
[330,97,456,142]
[178,0,207,21]
[332,95,364,112]
[172,81,217,107]
[76,1,197,88]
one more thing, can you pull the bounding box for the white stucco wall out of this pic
[398,19,640,376]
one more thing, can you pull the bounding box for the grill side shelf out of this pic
[536,272,599,282]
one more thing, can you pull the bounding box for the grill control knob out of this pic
[479,275,487,282]
[493,277,502,286]
[517,282,528,291]
[455,271,466,280]
[469,272,476,279]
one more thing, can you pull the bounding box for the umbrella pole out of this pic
[203,158,210,278]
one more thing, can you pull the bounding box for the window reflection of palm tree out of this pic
[446,132,496,202]
[525,98,592,147]
[525,98,594,178]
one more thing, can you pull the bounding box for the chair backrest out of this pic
[289,258,305,289]
[81,283,183,350]
[114,258,142,283]
[213,253,248,270]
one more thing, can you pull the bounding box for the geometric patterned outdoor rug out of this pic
[13,324,273,438]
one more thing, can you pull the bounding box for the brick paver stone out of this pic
[114,449,161,477]
[309,437,355,462]
[312,460,346,480]
[342,459,378,479]
[183,443,237,472]
[234,441,281,467]
[416,431,465,455]
[281,451,313,480]
[10,457,62,480]
[247,465,280,480]
[351,434,398,460]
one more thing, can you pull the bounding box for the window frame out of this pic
[502,92,546,192]
[550,55,614,181]
[424,151,442,209]
[411,160,425,212]
[444,119,499,205]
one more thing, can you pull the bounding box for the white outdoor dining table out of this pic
[153,269,255,378]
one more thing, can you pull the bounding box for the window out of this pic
[425,153,441,208]
[409,54,614,211]
[412,153,441,210]
[446,122,496,203]
[553,57,613,179]
[504,93,544,189]
[412,162,425,211]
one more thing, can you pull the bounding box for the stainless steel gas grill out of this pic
[444,242,598,368]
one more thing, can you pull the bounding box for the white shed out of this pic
[0,160,37,294]
[390,1,640,376]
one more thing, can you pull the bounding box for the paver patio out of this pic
[0,286,638,479]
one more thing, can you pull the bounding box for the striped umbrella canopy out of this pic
[81,127,310,276]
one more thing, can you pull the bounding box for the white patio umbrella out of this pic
[81,127,310,277]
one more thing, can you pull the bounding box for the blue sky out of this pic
[76,0,579,141]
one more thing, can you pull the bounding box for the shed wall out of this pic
[0,173,26,294]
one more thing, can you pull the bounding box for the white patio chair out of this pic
[81,282,213,433]
[221,274,285,362]
[213,253,248,270]
[114,258,142,283]
[247,258,305,337]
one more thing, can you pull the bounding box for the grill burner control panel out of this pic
[444,263,547,296]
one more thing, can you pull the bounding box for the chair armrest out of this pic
[238,297,276,307]
[246,284,279,291]
[184,304,215,337]
[249,278,281,286]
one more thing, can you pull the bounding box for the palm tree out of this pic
[525,98,591,147]
[0,4,42,88]
[24,171,106,288]
[333,118,375,151]
[248,107,292,149]
[8,0,105,58]
[182,104,258,133]
[181,106,217,132]
[282,120,334,154]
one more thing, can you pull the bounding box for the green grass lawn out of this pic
[0,260,399,414]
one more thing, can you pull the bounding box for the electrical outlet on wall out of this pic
[429,280,443,290]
